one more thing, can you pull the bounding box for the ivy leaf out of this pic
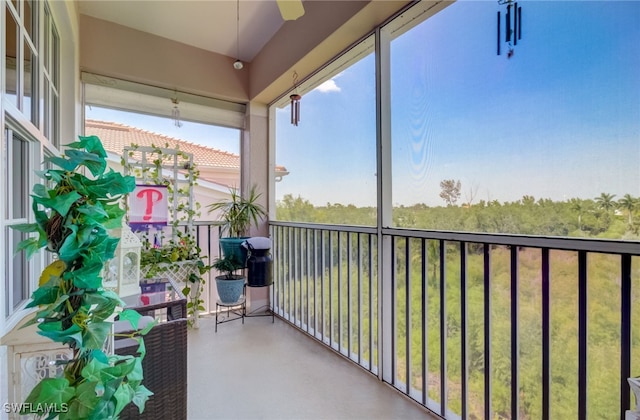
[118,309,142,330]
[113,383,135,417]
[34,191,81,217]
[127,356,144,382]
[81,358,111,383]
[32,199,49,229]
[26,283,61,307]
[85,292,119,322]
[102,213,124,230]
[100,289,126,308]
[77,200,109,220]
[9,222,40,233]
[22,377,75,413]
[90,349,110,364]
[38,323,83,347]
[130,384,154,414]
[58,224,80,262]
[83,169,136,198]
[103,202,127,220]
[45,155,79,172]
[88,378,121,420]
[68,261,104,289]
[100,359,136,382]
[65,149,106,177]
[136,337,146,359]
[82,321,112,350]
[32,182,48,197]
[15,237,45,260]
[64,381,100,419]
[68,135,108,158]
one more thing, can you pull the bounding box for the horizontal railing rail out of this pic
[270,220,640,420]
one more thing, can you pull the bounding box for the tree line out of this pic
[276,185,640,241]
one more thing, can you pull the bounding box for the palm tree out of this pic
[595,192,617,213]
[617,194,638,225]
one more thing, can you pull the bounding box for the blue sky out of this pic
[275,1,640,207]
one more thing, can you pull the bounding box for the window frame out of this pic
[1,0,63,332]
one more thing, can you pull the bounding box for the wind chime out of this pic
[497,0,522,58]
[290,71,301,126]
[171,93,182,127]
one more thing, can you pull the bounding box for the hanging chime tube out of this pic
[290,94,301,126]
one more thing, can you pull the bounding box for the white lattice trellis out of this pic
[140,260,201,327]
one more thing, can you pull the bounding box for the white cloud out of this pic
[314,79,341,93]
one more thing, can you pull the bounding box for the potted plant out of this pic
[207,185,267,265]
[139,237,209,328]
[12,136,153,418]
[212,255,246,303]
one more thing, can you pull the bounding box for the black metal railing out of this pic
[152,221,223,314]
[270,221,640,419]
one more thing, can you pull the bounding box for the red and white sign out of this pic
[129,185,168,226]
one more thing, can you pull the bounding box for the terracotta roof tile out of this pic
[86,119,240,169]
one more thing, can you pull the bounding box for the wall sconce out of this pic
[103,221,142,297]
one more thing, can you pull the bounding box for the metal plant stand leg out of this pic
[245,284,275,323]
[215,296,246,332]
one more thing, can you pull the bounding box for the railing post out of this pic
[511,246,519,419]
[621,254,632,419]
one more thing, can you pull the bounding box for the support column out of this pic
[243,102,271,313]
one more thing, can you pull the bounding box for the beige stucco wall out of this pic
[79,15,250,103]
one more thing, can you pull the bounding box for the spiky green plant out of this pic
[12,136,154,419]
[207,185,266,237]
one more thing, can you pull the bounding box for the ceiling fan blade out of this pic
[276,0,305,21]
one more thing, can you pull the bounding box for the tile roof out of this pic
[86,119,240,169]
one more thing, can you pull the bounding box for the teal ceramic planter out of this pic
[215,275,245,303]
[219,237,249,267]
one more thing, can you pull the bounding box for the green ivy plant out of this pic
[13,136,154,419]
[122,143,210,327]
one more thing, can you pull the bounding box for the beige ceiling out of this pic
[77,0,287,63]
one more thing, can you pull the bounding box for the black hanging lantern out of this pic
[290,94,301,126]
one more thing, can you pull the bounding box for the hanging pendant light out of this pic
[233,0,243,70]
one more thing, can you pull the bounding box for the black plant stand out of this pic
[215,295,246,332]
[245,283,275,323]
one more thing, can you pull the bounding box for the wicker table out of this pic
[115,278,187,420]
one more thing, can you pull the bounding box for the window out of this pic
[389,2,640,239]
[1,0,62,326]
[273,36,377,225]
[43,3,60,147]
[4,0,38,125]
[3,129,30,317]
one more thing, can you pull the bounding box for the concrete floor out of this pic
[187,314,438,420]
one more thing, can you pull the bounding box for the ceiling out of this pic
[77,0,289,63]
